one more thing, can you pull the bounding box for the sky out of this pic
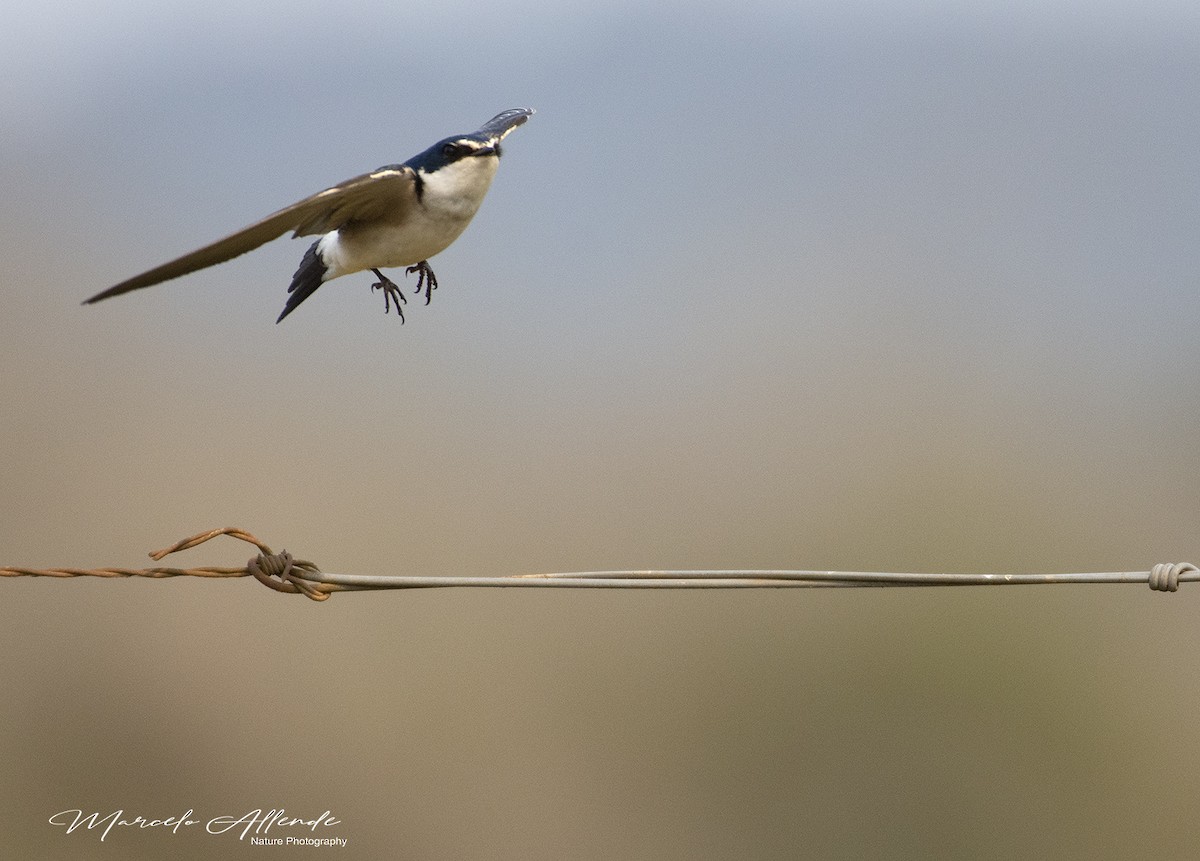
[3,1,1200,857]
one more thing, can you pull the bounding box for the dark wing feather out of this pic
[84,165,419,304]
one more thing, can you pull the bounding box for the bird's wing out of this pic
[83,165,421,304]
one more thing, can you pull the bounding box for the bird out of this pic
[83,107,534,323]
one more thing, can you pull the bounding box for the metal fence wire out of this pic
[2,527,1195,603]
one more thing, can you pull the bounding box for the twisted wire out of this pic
[1,527,331,602]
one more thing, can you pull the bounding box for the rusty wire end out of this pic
[149,526,274,561]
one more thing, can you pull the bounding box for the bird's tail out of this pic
[276,241,327,323]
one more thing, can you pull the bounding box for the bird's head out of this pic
[406,108,534,175]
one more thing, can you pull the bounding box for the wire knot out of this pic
[1148,562,1197,593]
[247,549,328,601]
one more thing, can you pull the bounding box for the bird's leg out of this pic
[406,260,439,305]
[370,269,407,321]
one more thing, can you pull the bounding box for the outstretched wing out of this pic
[83,165,420,305]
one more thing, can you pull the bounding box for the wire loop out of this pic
[1148,562,1197,593]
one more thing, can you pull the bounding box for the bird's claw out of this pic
[370,269,406,322]
[406,261,439,305]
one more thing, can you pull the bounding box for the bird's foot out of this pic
[370,269,407,321]
[406,260,439,305]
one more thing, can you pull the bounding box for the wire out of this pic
[2,527,1195,602]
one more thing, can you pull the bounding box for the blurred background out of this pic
[3,0,1200,857]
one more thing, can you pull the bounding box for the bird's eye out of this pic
[442,142,460,158]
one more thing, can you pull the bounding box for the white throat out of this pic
[418,155,499,219]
